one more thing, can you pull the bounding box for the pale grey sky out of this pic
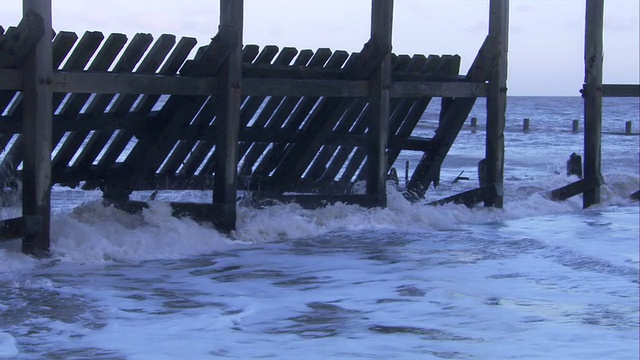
[2,0,638,96]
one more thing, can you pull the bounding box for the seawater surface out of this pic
[0,96,638,359]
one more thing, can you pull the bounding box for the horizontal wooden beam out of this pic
[0,216,42,241]
[548,174,604,201]
[256,194,384,209]
[51,72,219,95]
[42,71,486,98]
[0,69,22,90]
[602,84,640,97]
[426,184,503,207]
[391,81,487,98]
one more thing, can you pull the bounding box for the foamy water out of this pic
[0,96,638,359]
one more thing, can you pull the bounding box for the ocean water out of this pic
[0,96,638,359]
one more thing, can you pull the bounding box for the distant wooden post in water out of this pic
[21,0,52,256]
[572,119,580,133]
[522,118,530,132]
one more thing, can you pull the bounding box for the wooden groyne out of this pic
[0,0,509,255]
[5,0,635,256]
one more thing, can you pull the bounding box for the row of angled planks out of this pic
[0,28,462,198]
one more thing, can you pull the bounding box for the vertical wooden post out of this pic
[21,0,53,255]
[583,0,604,208]
[367,0,393,207]
[572,119,580,132]
[484,0,509,208]
[214,0,243,230]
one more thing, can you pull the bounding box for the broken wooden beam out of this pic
[0,216,43,241]
[426,184,504,207]
[548,174,604,202]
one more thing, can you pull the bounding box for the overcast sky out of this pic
[2,0,638,96]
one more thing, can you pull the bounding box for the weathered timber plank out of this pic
[548,174,604,201]
[406,36,498,200]
[83,33,153,114]
[90,34,178,169]
[237,48,330,177]
[0,10,44,69]
[67,33,152,172]
[484,0,509,208]
[50,31,106,170]
[136,45,264,179]
[0,216,42,240]
[159,45,278,176]
[391,81,486,98]
[255,194,387,209]
[264,34,391,192]
[118,33,242,187]
[112,34,177,115]
[133,36,199,115]
[211,0,243,231]
[57,33,127,115]
[602,84,640,97]
[0,30,79,176]
[0,69,22,90]
[196,48,315,179]
[342,54,431,185]
[313,54,414,186]
[9,30,77,120]
[246,49,345,181]
[49,33,127,183]
[383,55,458,188]
[583,0,604,208]
[21,0,53,255]
[237,48,316,178]
[365,0,394,205]
[427,184,503,207]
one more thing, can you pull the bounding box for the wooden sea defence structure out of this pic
[0,0,510,255]
[1,0,634,255]
[550,0,640,205]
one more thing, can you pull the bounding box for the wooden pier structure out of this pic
[2,0,634,255]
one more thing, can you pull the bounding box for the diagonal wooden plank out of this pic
[236,49,318,173]
[406,36,498,200]
[54,33,172,174]
[77,36,197,174]
[117,38,248,183]
[66,33,153,172]
[158,45,277,175]
[315,54,415,185]
[350,54,459,185]
[0,31,79,175]
[265,41,388,192]
[241,51,345,181]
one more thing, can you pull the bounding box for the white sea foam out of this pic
[0,333,18,358]
[0,166,635,273]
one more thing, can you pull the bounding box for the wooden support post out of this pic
[21,0,52,256]
[583,0,604,208]
[484,0,509,208]
[367,0,393,207]
[214,0,243,231]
